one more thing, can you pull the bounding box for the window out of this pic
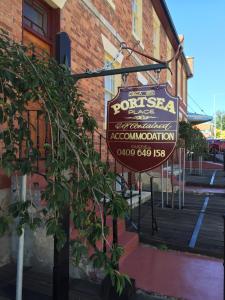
[22,0,59,56]
[132,0,142,41]
[183,70,187,103]
[177,61,182,98]
[166,38,172,84]
[23,0,48,38]
[104,53,121,122]
[152,7,160,59]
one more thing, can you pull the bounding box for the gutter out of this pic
[160,0,193,79]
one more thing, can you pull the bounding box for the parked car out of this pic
[208,139,225,153]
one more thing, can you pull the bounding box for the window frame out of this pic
[132,0,143,43]
[177,60,182,99]
[104,53,121,124]
[166,37,173,86]
[182,69,187,104]
[152,7,160,59]
[22,0,57,48]
[105,0,115,10]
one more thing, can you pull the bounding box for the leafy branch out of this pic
[0,30,129,294]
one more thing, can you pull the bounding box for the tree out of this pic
[215,110,225,138]
[179,121,208,159]
[0,30,129,294]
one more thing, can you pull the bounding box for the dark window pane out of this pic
[23,0,48,37]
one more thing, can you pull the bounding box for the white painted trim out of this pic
[44,0,67,9]
[179,105,187,118]
[101,34,123,64]
[166,80,173,88]
[137,72,148,85]
[105,0,115,10]
[132,31,144,50]
[80,0,157,84]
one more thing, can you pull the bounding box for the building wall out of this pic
[195,122,214,139]
[0,0,22,42]
[61,0,183,130]
[0,0,191,269]
[0,0,190,130]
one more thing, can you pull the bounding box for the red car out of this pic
[208,139,225,153]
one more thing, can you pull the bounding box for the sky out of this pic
[166,0,225,117]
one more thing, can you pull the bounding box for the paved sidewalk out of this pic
[120,165,225,299]
[120,245,223,300]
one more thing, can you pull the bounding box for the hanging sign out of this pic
[106,84,179,172]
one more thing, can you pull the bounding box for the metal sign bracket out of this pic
[72,63,168,82]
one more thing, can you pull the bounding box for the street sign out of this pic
[106,84,179,172]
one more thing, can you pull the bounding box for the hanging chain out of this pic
[121,39,183,65]
[122,72,129,86]
[83,38,183,76]
[85,44,124,75]
[104,43,123,70]
[154,69,161,85]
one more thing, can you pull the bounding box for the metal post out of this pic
[223,215,225,300]
[138,173,142,233]
[112,158,118,270]
[130,186,133,222]
[200,156,203,176]
[16,175,27,300]
[171,156,174,209]
[166,160,169,206]
[103,176,106,253]
[150,177,158,235]
[182,149,185,208]
[179,148,181,209]
[53,32,71,300]
[112,215,118,270]
[161,164,164,208]
[223,151,225,172]
[190,152,192,175]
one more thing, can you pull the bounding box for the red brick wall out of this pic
[0,0,189,185]
[0,0,188,130]
[61,0,183,131]
[0,0,22,188]
[0,0,22,42]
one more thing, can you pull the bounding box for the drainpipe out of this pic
[16,175,27,300]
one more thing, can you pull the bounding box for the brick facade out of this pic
[0,0,192,187]
[0,0,22,42]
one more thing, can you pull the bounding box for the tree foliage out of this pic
[0,30,128,293]
[216,110,225,138]
[179,121,208,158]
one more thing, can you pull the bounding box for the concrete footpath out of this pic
[120,163,224,299]
[120,244,223,300]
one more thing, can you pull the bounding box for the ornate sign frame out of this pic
[106,84,179,172]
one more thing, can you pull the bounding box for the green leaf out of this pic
[90,250,107,269]
[29,218,41,231]
[71,240,88,265]
[0,31,129,284]
[0,107,3,123]
[16,225,23,236]
[0,216,9,236]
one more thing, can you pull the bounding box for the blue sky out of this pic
[166,0,225,117]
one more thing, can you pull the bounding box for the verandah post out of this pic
[53,32,71,300]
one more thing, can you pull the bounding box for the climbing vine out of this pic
[0,30,129,293]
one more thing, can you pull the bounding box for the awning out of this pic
[187,112,213,125]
